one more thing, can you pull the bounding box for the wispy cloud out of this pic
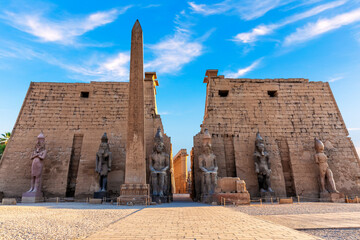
[144,10,210,74]
[327,76,343,82]
[233,0,346,43]
[225,59,262,78]
[349,128,360,131]
[189,0,293,20]
[0,6,131,45]
[54,52,130,81]
[284,8,360,45]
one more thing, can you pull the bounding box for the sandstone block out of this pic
[2,198,17,205]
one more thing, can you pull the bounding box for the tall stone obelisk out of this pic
[119,20,150,205]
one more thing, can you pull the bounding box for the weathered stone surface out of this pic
[88,198,102,204]
[173,149,188,194]
[320,192,345,203]
[124,20,146,185]
[95,133,112,193]
[150,128,170,200]
[192,70,360,200]
[197,129,218,202]
[2,198,16,205]
[213,192,250,205]
[279,198,294,204]
[0,24,171,200]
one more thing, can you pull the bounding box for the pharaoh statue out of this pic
[253,132,273,193]
[150,127,170,198]
[199,129,218,196]
[27,132,47,193]
[314,138,339,193]
[95,133,112,192]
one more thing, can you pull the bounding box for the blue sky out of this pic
[1,0,360,158]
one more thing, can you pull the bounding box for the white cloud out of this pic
[328,76,343,82]
[284,8,360,45]
[0,7,130,44]
[144,33,203,74]
[233,0,345,43]
[225,59,262,78]
[144,11,208,74]
[189,0,292,20]
[188,1,232,16]
[349,128,360,131]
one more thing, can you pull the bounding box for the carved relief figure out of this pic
[314,138,339,193]
[27,132,47,193]
[254,132,273,193]
[150,127,170,197]
[95,133,112,192]
[199,129,218,195]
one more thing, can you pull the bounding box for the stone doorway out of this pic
[277,139,296,197]
[66,134,84,197]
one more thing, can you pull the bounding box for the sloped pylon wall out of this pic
[192,70,360,200]
[0,79,171,199]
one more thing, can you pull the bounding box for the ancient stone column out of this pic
[119,20,150,205]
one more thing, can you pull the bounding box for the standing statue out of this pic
[95,133,112,192]
[27,132,47,193]
[199,129,218,196]
[150,127,170,197]
[254,132,273,193]
[314,138,339,193]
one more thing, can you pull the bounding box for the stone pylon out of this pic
[119,20,150,205]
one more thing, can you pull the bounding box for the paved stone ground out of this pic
[0,203,140,240]
[86,200,319,240]
[233,202,360,240]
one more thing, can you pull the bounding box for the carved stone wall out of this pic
[0,80,170,198]
[192,70,360,199]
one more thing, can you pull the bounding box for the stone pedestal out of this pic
[118,184,150,205]
[320,192,345,203]
[22,191,44,203]
[260,191,276,202]
[201,194,213,204]
[94,191,109,199]
[152,195,170,204]
[213,192,250,205]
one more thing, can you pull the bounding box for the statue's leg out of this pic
[265,174,273,192]
[102,176,108,192]
[34,176,41,192]
[28,176,35,192]
[151,173,158,195]
[210,173,217,194]
[258,174,265,192]
[159,173,165,197]
[99,176,103,191]
[206,174,211,194]
[201,174,206,194]
[326,168,339,193]
[319,169,327,193]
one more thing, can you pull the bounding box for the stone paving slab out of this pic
[86,202,320,240]
[257,212,360,229]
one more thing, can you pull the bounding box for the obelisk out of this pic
[119,20,150,205]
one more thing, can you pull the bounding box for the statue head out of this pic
[202,129,212,154]
[99,133,109,152]
[255,132,266,156]
[315,138,324,153]
[154,127,165,153]
[35,132,45,151]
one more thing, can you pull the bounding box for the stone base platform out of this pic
[213,192,250,205]
[93,191,109,199]
[118,183,150,205]
[261,191,276,202]
[22,191,44,203]
[320,192,345,203]
[2,198,17,205]
[152,195,171,204]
